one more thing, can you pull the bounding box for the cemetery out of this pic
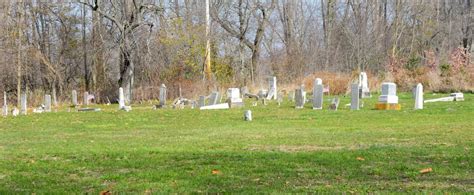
[0,0,473,193]
[0,75,473,193]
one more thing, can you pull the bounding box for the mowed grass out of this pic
[0,93,472,193]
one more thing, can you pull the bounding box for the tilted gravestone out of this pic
[44,94,52,112]
[295,87,305,109]
[266,76,277,100]
[159,84,167,107]
[20,92,27,115]
[313,78,324,110]
[72,90,78,107]
[351,84,360,110]
[208,91,220,105]
[414,83,423,110]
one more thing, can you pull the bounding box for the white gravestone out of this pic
[72,90,78,107]
[44,94,52,112]
[200,103,229,110]
[2,91,7,117]
[20,92,27,115]
[378,82,398,104]
[414,83,423,110]
[266,76,277,100]
[351,84,360,110]
[358,72,371,98]
[244,110,252,121]
[119,87,125,109]
[295,87,305,109]
[159,84,167,107]
[315,78,322,85]
[227,88,244,108]
[313,79,324,110]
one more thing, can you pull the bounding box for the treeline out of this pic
[0,0,472,104]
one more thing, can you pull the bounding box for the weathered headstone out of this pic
[266,76,277,100]
[329,97,340,111]
[198,95,206,108]
[414,83,423,110]
[313,79,324,110]
[376,82,401,110]
[2,91,7,117]
[257,89,268,99]
[72,90,78,107]
[244,110,252,121]
[20,92,27,115]
[358,72,371,98]
[277,92,283,106]
[241,86,249,98]
[83,92,89,106]
[227,88,244,108]
[295,87,305,109]
[450,93,464,101]
[208,91,219,105]
[119,87,125,109]
[288,91,295,102]
[44,94,52,112]
[351,84,360,110]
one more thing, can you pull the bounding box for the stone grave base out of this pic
[375,103,401,110]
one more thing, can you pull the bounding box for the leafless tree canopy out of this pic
[0,0,472,103]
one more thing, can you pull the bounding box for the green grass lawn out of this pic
[0,93,473,193]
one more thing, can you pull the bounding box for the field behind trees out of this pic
[0,0,473,103]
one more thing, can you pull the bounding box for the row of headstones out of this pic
[1,89,98,117]
[293,78,425,110]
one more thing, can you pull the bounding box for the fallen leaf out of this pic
[211,169,221,175]
[356,157,365,161]
[100,190,111,195]
[419,167,433,174]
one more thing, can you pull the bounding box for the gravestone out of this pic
[83,92,89,106]
[200,103,229,110]
[20,92,27,115]
[44,95,52,112]
[198,95,206,108]
[288,91,295,102]
[159,84,167,108]
[376,82,401,110]
[72,90,78,107]
[295,87,305,109]
[351,84,360,110]
[244,110,252,121]
[227,88,244,108]
[358,72,371,98]
[414,83,423,110]
[277,92,283,106]
[379,83,398,103]
[257,89,268,99]
[313,79,324,110]
[266,76,277,100]
[329,97,340,111]
[2,91,7,117]
[119,87,125,109]
[208,92,219,105]
[315,78,322,85]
